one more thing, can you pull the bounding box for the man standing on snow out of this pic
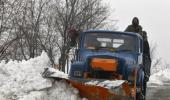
[142,31,151,82]
[141,31,152,97]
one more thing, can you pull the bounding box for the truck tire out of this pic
[136,81,146,100]
[136,93,145,100]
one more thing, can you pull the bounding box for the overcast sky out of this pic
[104,0,170,63]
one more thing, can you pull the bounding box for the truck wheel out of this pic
[136,93,145,100]
[136,80,146,100]
[143,81,147,97]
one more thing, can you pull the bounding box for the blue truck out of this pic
[44,30,146,100]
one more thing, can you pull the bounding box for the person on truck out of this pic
[125,17,142,33]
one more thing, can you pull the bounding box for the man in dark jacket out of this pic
[142,31,151,82]
[141,31,151,97]
[125,17,142,33]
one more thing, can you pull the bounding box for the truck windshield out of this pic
[84,32,137,52]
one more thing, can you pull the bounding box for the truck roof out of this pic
[83,30,143,39]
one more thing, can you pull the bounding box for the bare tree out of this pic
[8,0,51,60]
[48,0,110,72]
[150,43,163,74]
[0,0,24,60]
[0,0,115,73]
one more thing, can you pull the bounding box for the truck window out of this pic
[84,32,137,52]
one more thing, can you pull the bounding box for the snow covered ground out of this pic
[0,52,84,100]
[148,67,170,86]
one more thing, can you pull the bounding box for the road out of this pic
[146,82,170,100]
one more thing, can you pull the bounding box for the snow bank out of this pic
[47,80,80,100]
[0,52,82,100]
[148,68,170,86]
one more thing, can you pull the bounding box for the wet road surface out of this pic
[146,82,170,100]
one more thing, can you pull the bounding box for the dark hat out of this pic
[132,17,139,26]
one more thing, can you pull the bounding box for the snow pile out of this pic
[148,75,163,86]
[47,80,80,100]
[0,52,82,100]
[148,67,170,86]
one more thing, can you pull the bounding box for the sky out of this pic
[104,0,170,63]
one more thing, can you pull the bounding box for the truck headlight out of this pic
[74,71,82,77]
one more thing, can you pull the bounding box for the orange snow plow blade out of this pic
[69,80,131,100]
[42,68,134,100]
[52,77,132,100]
